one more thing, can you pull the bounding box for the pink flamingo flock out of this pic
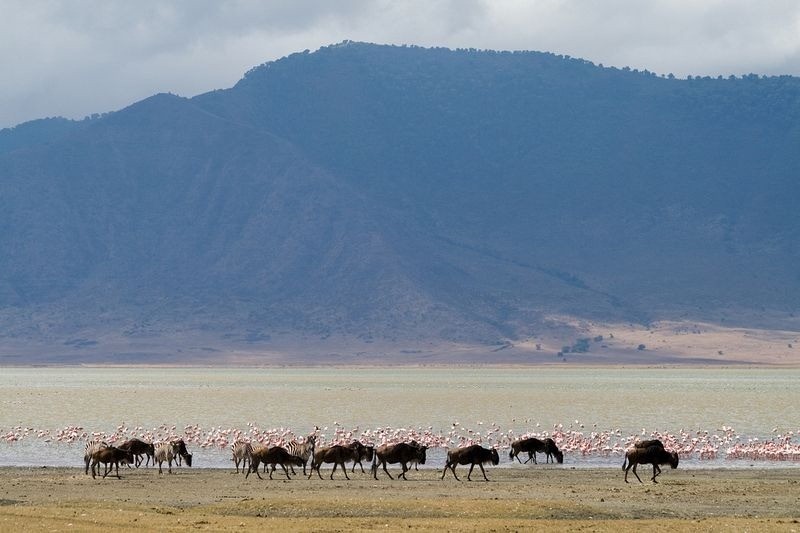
[2,421,799,462]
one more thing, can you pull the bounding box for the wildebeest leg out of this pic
[442,463,461,481]
[280,463,291,480]
[340,461,351,480]
[381,460,394,480]
[246,461,262,480]
[631,463,643,483]
[399,462,409,480]
[114,461,121,479]
[479,463,489,481]
[624,462,632,483]
[467,464,475,481]
[91,460,97,479]
[651,464,659,483]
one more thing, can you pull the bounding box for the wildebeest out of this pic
[634,439,664,449]
[372,442,428,480]
[90,446,134,479]
[309,445,360,480]
[172,439,193,467]
[441,445,500,481]
[509,437,564,464]
[623,444,679,483]
[347,441,375,473]
[117,438,155,468]
[84,440,109,475]
[246,446,305,480]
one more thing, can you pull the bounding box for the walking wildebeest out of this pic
[372,442,428,480]
[347,441,375,473]
[441,445,500,481]
[118,438,155,468]
[171,439,193,467]
[247,446,305,480]
[623,444,679,483]
[509,437,564,464]
[90,446,135,479]
[309,445,360,480]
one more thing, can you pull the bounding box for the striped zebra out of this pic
[154,442,179,474]
[285,434,317,476]
[231,440,254,473]
[83,440,109,475]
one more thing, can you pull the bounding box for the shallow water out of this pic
[1,366,798,469]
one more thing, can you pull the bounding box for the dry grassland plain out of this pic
[1,466,799,532]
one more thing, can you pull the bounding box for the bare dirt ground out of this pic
[1,466,798,531]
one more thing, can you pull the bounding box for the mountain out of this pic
[1,42,799,364]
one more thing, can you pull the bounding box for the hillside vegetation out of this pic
[1,42,799,362]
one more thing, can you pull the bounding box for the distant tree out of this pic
[637,344,646,351]
[572,338,590,353]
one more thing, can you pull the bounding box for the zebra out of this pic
[285,434,317,476]
[231,440,254,473]
[83,440,109,475]
[153,442,179,474]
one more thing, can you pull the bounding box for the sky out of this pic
[2,0,800,129]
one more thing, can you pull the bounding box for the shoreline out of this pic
[1,466,798,531]
[1,362,797,369]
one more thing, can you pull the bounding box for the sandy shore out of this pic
[1,465,798,531]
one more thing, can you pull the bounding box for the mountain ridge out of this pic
[1,42,799,363]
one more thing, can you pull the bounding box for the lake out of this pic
[1,366,798,468]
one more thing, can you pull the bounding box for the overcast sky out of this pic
[2,0,800,129]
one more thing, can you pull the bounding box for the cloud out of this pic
[2,0,800,128]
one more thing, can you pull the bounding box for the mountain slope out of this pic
[1,42,799,362]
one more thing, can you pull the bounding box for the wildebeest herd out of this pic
[83,434,679,483]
